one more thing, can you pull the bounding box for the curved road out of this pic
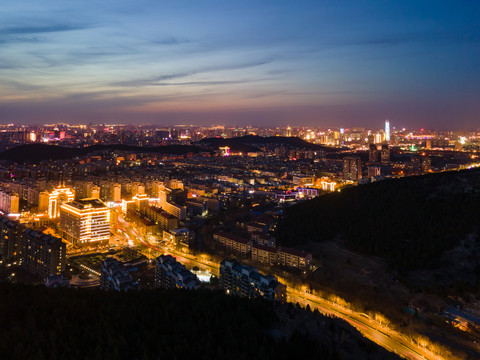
[116,217,444,360]
[289,289,443,360]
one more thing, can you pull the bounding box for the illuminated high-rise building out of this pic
[385,120,390,142]
[380,144,390,165]
[60,198,111,248]
[343,157,362,181]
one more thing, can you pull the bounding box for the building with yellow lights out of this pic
[48,187,75,218]
[60,198,110,248]
[0,189,19,214]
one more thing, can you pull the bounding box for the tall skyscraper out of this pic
[385,120,390,142]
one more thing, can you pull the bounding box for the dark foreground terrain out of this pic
[0,284,400,360]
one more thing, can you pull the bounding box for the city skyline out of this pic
[1,1,479,129]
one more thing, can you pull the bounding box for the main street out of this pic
[114,215,445,360]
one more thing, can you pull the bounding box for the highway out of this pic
[114,215,445,360]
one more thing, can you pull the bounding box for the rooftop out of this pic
[65,198,108,210]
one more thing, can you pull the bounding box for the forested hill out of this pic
[195,135,335,153]
[276,168,480,272]
[0,284,400,360]
[0,143,206,164]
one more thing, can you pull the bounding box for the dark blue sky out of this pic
[1,1,479,129]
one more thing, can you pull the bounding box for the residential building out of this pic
[343,157,362,181]
[219,259,286,302]
[100,258,138,291]
[380,144,390,165]
[251,244,278,266]
[163,228,194,248]
[21,229,66,280]
[277,247,312,270]
[368,144,378,163]
[0,215,22,264]
[0,189,19,214]
[251,231,276,247]
[155,255,199,290]
[213,231,252,257]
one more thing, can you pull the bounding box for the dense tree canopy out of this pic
[276,169,480,272]
[0,284,399,360]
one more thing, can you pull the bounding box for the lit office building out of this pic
[60,198,111,248]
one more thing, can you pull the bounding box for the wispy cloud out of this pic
[112,58,275,87]
[1,23,92,35]
[152,36,191,46]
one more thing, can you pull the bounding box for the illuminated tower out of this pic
[385,120,390,142]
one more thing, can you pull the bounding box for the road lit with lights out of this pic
[115,214,445,360]
[288,289,445,360]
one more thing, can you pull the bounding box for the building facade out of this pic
[0,215,22,264]
[343,157,362,181]
[214,231,252,257]
[21,229,66,280]
[219,259,286,302]
[155,255,199,290]
[100,258,138,291]
[60,198,110,248]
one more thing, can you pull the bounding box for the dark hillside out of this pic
[196,135,336,152]
[0,284,400,360]
[0,143,206,163]
[276,169,480,272]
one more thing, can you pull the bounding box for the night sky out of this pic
[1,1,479,129]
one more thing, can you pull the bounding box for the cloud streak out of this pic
[1,23,91,35]
[112,58,276,87]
